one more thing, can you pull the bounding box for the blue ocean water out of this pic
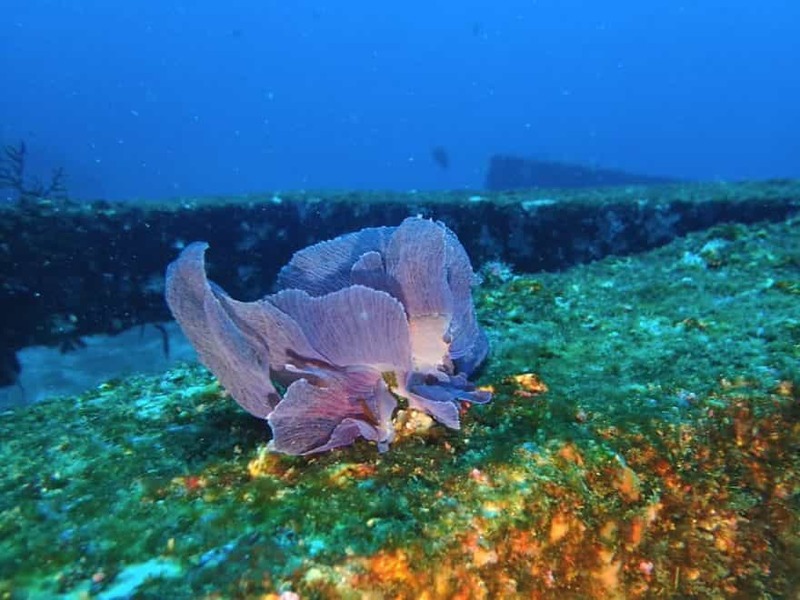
[1,0,798,201]
[2,4,800,596]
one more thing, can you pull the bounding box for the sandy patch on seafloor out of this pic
[0,321,196,409]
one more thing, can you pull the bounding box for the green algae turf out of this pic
[0,216,798,597]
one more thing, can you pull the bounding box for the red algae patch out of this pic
[292,383,800,599]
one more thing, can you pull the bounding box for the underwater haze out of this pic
[3,2,800,597]
[1,0,799,200]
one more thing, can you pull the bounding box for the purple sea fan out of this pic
[165,217,491,455]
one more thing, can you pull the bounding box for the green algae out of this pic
[1,216,799,598]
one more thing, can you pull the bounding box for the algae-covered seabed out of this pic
[2,216,799,599]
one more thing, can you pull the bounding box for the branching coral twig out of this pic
[0,140,68,204]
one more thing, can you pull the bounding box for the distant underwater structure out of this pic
[485,154,681,190]
[166,217,491,455]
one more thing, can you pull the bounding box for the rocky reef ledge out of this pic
[1,211,799,598]
[1,180,798,371]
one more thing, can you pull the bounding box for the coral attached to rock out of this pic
[165,217,490,455]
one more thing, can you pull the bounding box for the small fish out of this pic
[431,146,450,170]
